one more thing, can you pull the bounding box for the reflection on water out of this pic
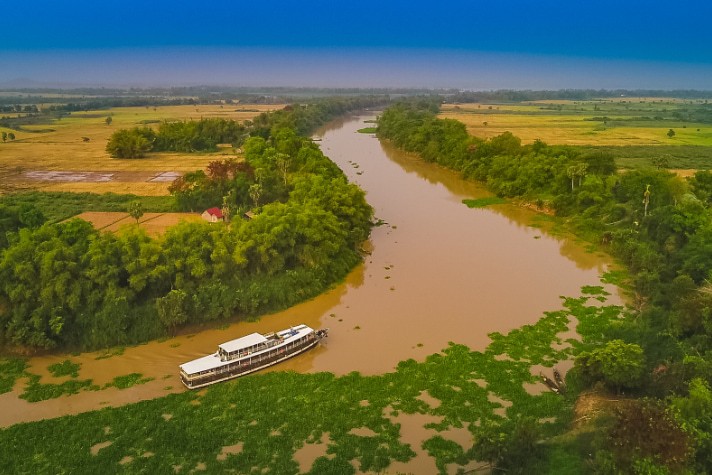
[0,114,619,427]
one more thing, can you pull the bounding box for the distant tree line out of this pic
[45,98,200,112]
[0,104,39,113]
[249,96,388,137]
[378,100,712,473]
[0,99,374,352]
[106,118,249,158]
[447,89,712,103]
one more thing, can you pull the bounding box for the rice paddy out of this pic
[440,99,712,147]
[0,104,279,194]
[72,211,205,236]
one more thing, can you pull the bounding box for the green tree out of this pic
[606,399,691,472]
[162,221,216,290]
[667,128,676,138]
[575,339,645,392]
[168,170,222,211]
[473,417,542,473]
[105,116,112,126]
[690,170,712,204]
[7,132,15,141]
[1,132,6,142]
[106,127,155,158]
[155,289,188,334]
[127,200,144,225]
[681,221,712,283]
[672,378,712,471]
[0,220,97,349]
[116,226,168,297]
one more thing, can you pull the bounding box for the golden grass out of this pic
[74,211,205,236]
[440,102,712,146]
[75,211,132,229]
[38,182,173,196]
[0,104,278,194]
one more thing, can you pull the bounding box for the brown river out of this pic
[0,114,620,434]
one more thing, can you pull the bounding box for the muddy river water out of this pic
[0,114,620,430]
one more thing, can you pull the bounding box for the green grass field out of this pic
[440,98,712,170]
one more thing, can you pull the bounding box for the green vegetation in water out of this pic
[47,359,81,378]
[600,269,630,287]
[462,197,507,208]
[357,127,377,134]
[18,371,155,402]
[0,291,626,474]
[20,374,97,403]
[580,285,610,296]
[0,357,27,394]
[103,373,154,390]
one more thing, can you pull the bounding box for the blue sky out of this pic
[3,0,712,89]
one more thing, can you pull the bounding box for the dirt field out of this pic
[73,211,205,236]
[0,104,278,194]
[440,100,712,146]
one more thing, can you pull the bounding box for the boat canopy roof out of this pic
[180,353,222,375]
[219,333,267,353]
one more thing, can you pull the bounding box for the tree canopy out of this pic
[0,99,375,351]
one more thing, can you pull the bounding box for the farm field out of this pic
[0,104,279,194]
[440,98,712,147]
[72,211,205,236]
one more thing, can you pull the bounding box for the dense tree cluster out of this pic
[0,203,45,249]
[249,96,387,137]
[106,118,248,157]
[0,102,373,352]
[105,127,156,158]
[377,100,617,209]
[378,99,712,473]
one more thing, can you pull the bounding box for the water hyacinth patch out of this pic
[0,291,626,474]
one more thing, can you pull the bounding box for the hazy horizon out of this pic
[3,1,712,90]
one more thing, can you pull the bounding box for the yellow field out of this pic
[439,101,712,146]
[73,211,205,236]
[0,104,279,194]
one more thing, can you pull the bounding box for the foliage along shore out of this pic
[377,99,712,473]
[0,96,386,352]
[0,289,622,474]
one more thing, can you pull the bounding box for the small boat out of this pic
[540,372,561,394]
[553,368,566,394]
[179,324,328,389]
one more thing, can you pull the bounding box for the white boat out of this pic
[179,324,328,389]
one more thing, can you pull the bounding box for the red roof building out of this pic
[201,207,224,223]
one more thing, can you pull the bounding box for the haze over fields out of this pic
[2,0,712,90]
